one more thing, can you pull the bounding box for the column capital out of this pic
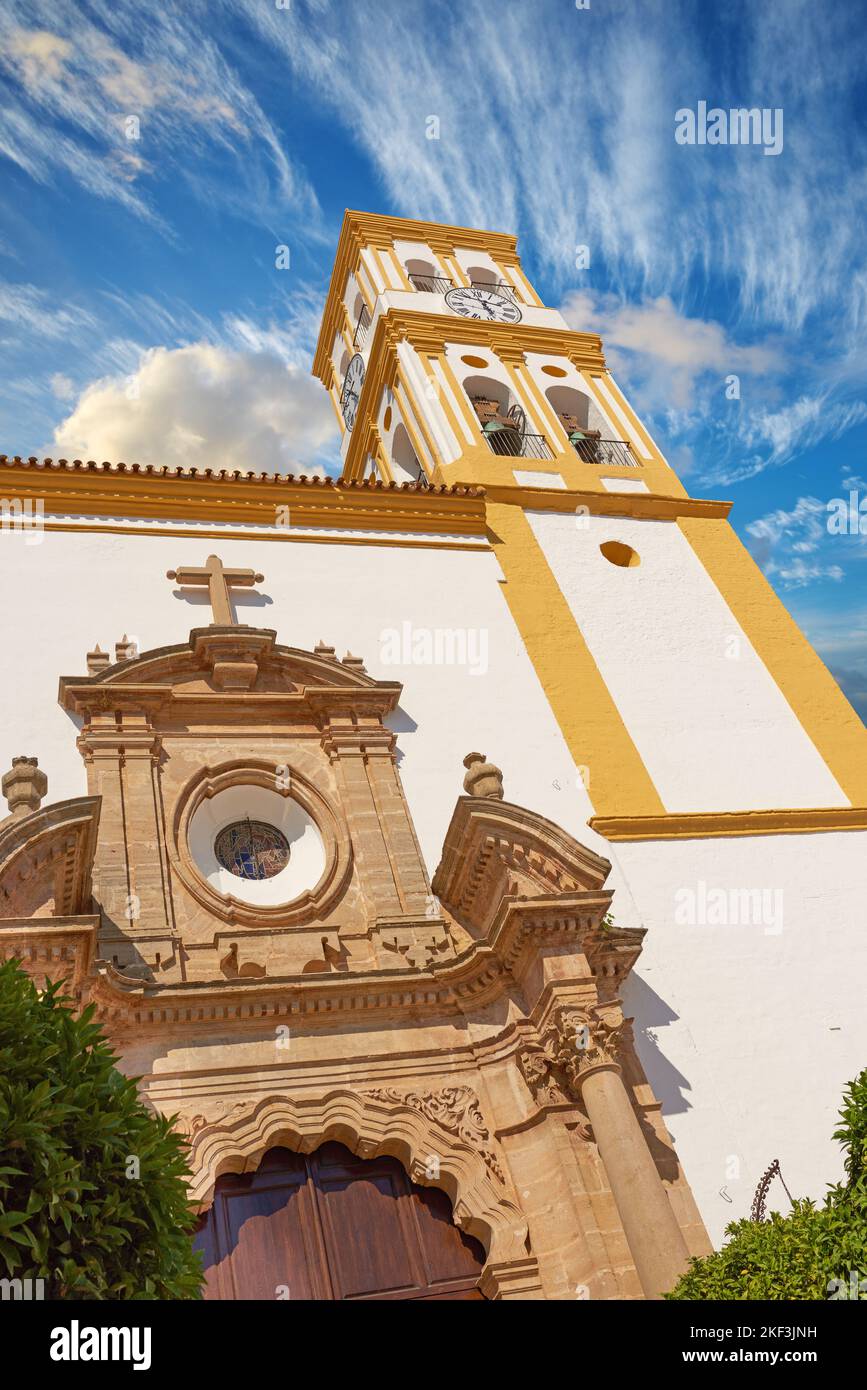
[542,1004,630,1097]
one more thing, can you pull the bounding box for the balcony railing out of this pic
[568,435,640,468]
[481,426,553,460]
[408,273,454,294]
[353,305,371,347]
[469,279,520,305]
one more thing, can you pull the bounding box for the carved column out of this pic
[553,1008,691,1300]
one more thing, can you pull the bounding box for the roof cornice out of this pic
[0,455,487,538]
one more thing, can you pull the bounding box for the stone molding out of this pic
[82,790,643,1027]
[433,795,613,926]
[591,805,867,841]
[0,915,99,994]
[59,627,403,723]
[0,795,100,920]
[169,759,353,929]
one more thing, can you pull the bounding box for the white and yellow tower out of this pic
[314,209,867,827]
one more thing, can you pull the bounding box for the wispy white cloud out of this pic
[745,491,867,589]
[3,0,866,499]
[0,281,97,340]
[561,290,781,409]
[716,397,867,484]
[220,0,867,485]
[228,0,867,335]
[49,372,74,400]
[35,267,335,473]
[0,4,320,233]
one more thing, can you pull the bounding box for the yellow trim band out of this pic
[486,484,731,521]
[10,519,488,552]
[590,807,867,841]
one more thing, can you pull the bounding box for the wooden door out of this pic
[195,1141,486,1300]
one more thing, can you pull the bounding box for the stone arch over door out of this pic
[196,1141,487,1300]
[183,1088,543,1299]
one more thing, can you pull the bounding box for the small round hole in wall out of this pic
[461,354,489,368]
[383,406,393,432]
[541,364,568,377]
[600,540,640,568]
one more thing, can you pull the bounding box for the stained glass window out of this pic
[214,819,290,881]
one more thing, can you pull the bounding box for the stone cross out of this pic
[166,555,264,626]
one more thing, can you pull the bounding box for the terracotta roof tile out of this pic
[0,455,484,497]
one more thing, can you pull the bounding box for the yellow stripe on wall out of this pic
[489,501,665,817]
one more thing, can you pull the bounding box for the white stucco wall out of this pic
[614,829,867,1242]
[525,507,848,812]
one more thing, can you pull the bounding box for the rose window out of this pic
[214,819,291,881]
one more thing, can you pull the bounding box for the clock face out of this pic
[340,353,366,430]
[444,286,522,323]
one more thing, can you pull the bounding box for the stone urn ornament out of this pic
[2,756,48,819]
[462,752,504,800]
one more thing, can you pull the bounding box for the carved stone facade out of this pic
[0,588,711,1300]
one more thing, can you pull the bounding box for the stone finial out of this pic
[86,643,111,676]
[2,756,48,819]
[341,652,366,673]
[115,634,138,663]
[314,640,336,658]
[462,752,504,800]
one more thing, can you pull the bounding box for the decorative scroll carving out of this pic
[517,1049,566,1106]
[362,1085,507,1186]
[551,1008,627,1086]
[173,1100,248,1141]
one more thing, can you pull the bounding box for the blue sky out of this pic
[0,0,865,718]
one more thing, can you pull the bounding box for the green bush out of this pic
[667,1069,867,1300]
[0,959,203,1299]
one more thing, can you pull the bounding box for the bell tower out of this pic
[313,209,683,497]
[313,210,867,825]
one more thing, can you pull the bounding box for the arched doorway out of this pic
[194,1141,487,1300]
